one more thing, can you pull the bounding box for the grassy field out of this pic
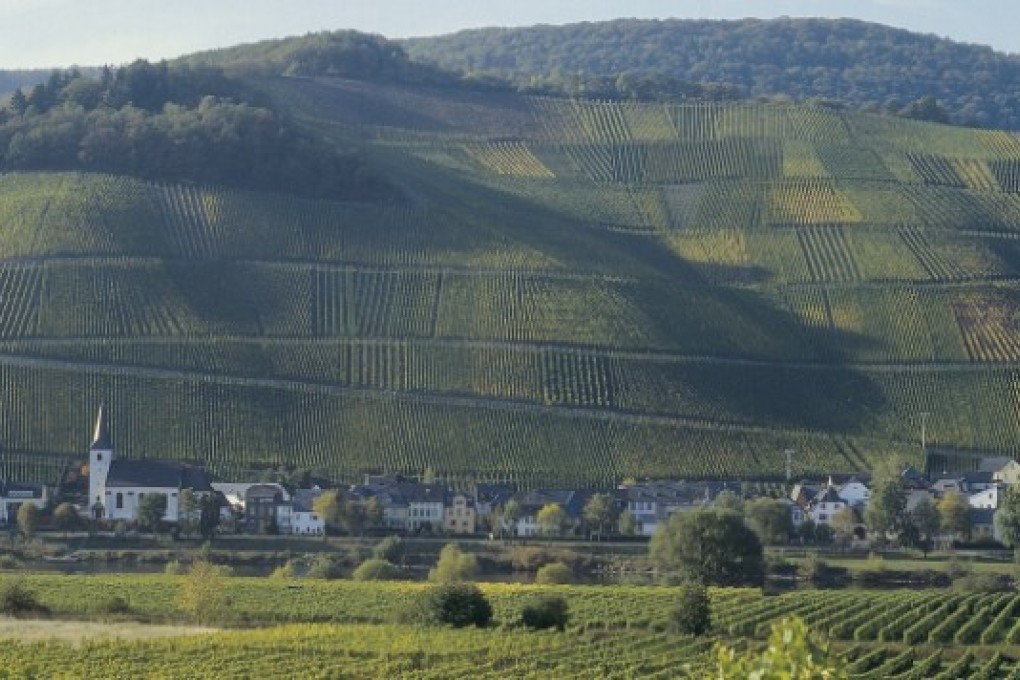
[5,83,1020,483]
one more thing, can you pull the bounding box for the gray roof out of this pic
[978,457,1015,473]
[105,460,211,491]
[963,471,995,485]
[0,482,45,499]
[292,488,323,513]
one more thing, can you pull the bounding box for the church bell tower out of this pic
[88,405,114,517]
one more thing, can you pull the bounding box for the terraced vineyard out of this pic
[7,78,1020,483]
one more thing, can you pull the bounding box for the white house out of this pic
[88,406,212,523]
[290,488,325,535]
[808,487,847,526]
[404,484,445,533]
[0,482,47,524]
[969,485,1003,510]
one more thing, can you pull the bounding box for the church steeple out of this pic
[91,404,112,451]
[89,405,114,519]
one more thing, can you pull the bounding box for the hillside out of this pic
[6,61,1020,486]
[403,18,1020,130]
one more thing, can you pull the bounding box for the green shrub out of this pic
[164,559,183,576]
[0,554,21,569]
[521,595,569,631]
[535,561,574,585]
[419,582,492,628]
[428,544,478,583]
[306,554,343,580]
[669,582,711,636]
[372,536,406,563]
[352,558,400,581]
[952,572,1012,592]
[0,580,47,615]
[269,561,296,579]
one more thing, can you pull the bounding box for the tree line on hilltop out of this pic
[0,60,390,199]
[404,17,1020,129]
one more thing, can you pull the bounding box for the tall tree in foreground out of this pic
[649,508,764,587]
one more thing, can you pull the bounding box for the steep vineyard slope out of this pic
[4,76,1020,486]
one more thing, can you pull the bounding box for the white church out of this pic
[88,406,212,522]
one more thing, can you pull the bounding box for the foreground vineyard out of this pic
[3,575,1020,677]
[8,82,1020,482]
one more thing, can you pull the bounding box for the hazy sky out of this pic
[1,0,1017,69]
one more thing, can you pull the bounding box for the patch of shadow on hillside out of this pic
[403,160,890,437]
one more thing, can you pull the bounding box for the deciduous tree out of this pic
[53,502,78,537]
[582,493,617,540]
[995,485,1020,548]
[136,493,167,533]
[743,498,794,546]
[649,509,764,587]
[938,490,972,544]
[865,478,906,541]
[537,503,567,539]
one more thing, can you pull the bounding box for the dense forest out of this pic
[0,60,389,199]
[403,17,1020,129]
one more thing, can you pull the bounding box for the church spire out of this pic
[91,405,112,450]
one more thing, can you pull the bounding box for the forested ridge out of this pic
[403,17,1020,130]
[0,60,389,199]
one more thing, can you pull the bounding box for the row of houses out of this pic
[787,459,1020,543]
[9,408,1020,543]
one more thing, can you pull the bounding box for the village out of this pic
[2,406,1017,552]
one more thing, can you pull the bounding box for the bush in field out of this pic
[352,558,400,581]
[269,561,297,579]
[535,561,574,585]
[669,582,711,636]
[179,560,228,624]
[307,554,344,580]
[164,559,184,576]
[0,579,47,616]
[417,582,492,628]
[521,595,570,631]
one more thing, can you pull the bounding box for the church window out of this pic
[116,493,123,509]
[96,454,102,461]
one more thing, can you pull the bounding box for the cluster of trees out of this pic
[180,30,458,86]
[405,17,1020,129]
[0,61,388,199]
